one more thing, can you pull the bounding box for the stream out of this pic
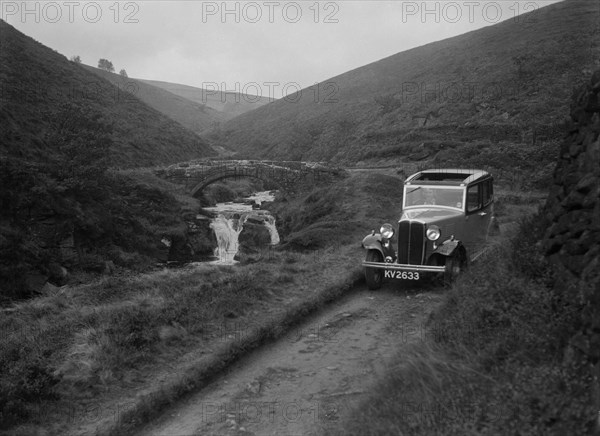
[204,191,280,264]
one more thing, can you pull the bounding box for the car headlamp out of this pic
[426,225,441,241]
[380,223,395,240]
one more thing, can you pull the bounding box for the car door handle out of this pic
[478,212,487,216]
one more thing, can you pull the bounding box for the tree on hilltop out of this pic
[119,69,128,78]
[98,58,115,73]
[70,55,81,63]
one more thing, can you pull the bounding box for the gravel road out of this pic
[134,282,443,436]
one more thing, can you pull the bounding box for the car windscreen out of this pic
[404,186,464,209]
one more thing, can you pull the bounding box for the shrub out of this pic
[0,339,58,429]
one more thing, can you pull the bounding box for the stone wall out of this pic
[542,69,600,419]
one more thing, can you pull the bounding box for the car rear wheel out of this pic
[365,250,383,290]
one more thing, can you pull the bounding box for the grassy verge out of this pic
[0,158,214,303]
[322,204,596,435]
[0,170,401,435]
[1,247,363,436]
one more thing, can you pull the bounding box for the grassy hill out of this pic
[139,79,271,120]
[81,65,227,134]
[209,0,599,185]
[0,20,216,167]
[0,20,219,301]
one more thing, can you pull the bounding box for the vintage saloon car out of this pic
[361,169,496,289]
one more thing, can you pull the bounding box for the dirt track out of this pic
[134,282,443,436]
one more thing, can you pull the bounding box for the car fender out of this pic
[362,233,396,259]
[430,239,464,257]
[362,233,384,255]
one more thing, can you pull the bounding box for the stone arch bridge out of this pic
[155,160,347,196]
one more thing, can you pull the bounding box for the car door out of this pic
[463,181,492,259]
[480,179,494,237]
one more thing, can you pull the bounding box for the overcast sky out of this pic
[3,0,563,97]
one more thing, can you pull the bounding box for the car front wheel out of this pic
[365,250,383,290]
[443,250,466,286]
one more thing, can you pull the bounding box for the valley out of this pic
[1,1,599,434]
[0,168,548,436]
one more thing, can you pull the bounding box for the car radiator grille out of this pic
[397,221,425,265]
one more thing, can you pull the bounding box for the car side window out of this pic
[467,184,481,212]
[482,181,490,206]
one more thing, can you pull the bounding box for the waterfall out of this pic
[263,215,280,245]
[206,191,280,265]
[209,213,249,264]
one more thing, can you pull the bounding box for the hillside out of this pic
[139,79,271,119]
[0,20,216,167]
[0,20,219,302]
[209,0,599,183]
[81,65,227,134]
[325,68,600,436]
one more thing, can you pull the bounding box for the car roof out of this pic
[404,168,491,186]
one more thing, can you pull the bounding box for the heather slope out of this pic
[139,79,271,119]
[82,65,226,135]
[0,20,217,301]
[0,20,216,167]
[211,0,599,176]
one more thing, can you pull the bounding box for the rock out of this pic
[48,262,68,284]
[168,235,194,262]
[103,261,116,275]
[576,174,596,193]
[541,70,600,384]
[409,150,430,161]
[41,281,60,295]
[245,380,261,395]
[24,273,48,294]
[564,190,585,211]
[247,216,265,225]
[158,324,187,343]
[156,246,170,263]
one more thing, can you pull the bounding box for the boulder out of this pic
[102,261,116,275]
[24,273,48,294]
[48,262,68,285]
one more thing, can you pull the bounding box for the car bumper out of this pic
[362,261,446,273]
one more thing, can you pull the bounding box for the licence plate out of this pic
[384,270,420,280]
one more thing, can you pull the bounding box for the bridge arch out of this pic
[158,160,345,197]
[190,171,281,197]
